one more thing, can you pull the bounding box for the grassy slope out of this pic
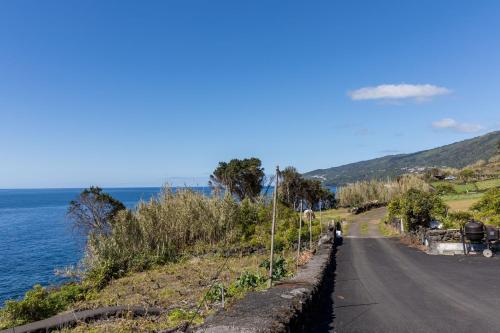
[319,208,352,222]
[52,211,342,332]
[378,222,399,237]
[446,198,481,212]
[436,178,500,212]
[56,252,296,332]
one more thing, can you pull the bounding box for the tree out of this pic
[278,166,303,208]
[299,179,335,210]
[459,168,475,183]
[301,179,322,209]
[209,158,265,201]
[277,167,336,210]
[388,189,447,231]
[67,186,125,236]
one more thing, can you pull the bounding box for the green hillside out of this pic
[304,131,500,185]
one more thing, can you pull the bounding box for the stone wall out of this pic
[195,231,336,333]
[425,229,461,243]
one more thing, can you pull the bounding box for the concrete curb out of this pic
[195,231,336,333]
[0,305,163,333]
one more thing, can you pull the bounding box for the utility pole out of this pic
[297,199,303,267]
[269,166,279,287]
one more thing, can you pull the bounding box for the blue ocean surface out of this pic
[0,187,210,305]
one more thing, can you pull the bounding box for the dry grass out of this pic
[360,222,369,236]
[319,208,352,221]
[59,251,296,332]
[337,175,430,207]
[378,223,399,237]
[446,198,481,212]
[342,221,350,236]
[57,315,172,333]
[317,208,353,236]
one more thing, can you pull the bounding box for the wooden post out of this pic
[269,166,279,287]
[309,205,313,250]
[221,284,225,309]
[297,199,303,267]
[319,199,323,235]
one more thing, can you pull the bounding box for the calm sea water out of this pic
[0,187,211,305]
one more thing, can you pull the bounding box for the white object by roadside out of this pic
[430,220,443,230]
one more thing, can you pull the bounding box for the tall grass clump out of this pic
[82,186,311,288]
[337,175,430,207]
[83,187,250,287]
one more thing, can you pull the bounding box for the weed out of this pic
[360,222,369,236]
[0,284,87,329]
[259,257,288,281]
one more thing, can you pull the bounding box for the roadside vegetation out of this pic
[337,174,430,208]
[0,158,333,331]
[383,152,500,232]
[386,189,447,231]
[360,222,369,236]
[471,188,500,226]
[378,222,399,237]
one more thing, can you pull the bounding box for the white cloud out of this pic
[349,84,451,101]
[432,118,483,133]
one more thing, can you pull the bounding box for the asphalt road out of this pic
[305,210,500,333]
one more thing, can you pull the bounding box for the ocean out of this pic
[0,187,211,305]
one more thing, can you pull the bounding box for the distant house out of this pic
[445,175,457,181]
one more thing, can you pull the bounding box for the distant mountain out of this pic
[304,131,500,185]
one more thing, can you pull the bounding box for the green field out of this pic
[432,178,500,195]
[441,192,484,201]
[476,178,500,190]
[436,178,500,212]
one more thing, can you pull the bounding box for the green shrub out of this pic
[434,183,456,195]
[472,188,500,226]
[259,256,288,281]
[0,284,87,329]
[443,211,474,229]
[205,282,227,303]
[233,271,266,290]
[167,308,201,325]
[388,189,447,231]
[237,199,259,241]
[83,258,126,290]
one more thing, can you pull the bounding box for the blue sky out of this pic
[1,1,499,188]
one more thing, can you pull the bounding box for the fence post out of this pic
[297,200,303,267]
[309,207,313,250]
[319,199,323,235]
[269,166,279,288]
